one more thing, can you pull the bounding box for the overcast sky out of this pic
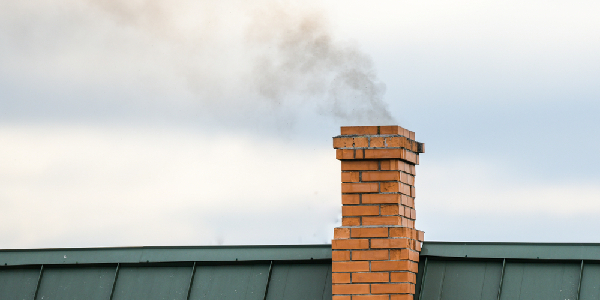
[1,0,599,249]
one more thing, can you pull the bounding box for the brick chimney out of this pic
[332,125,425,300]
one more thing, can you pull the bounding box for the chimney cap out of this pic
[340,125,416,140]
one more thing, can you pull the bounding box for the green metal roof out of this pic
[4,242,600,300]
[0,245,332,300]
[421,241,600,260]
[0,244,331,266]
[417,242,600,300]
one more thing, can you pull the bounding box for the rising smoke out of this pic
[5,0,396,124]
[247,5,395,124]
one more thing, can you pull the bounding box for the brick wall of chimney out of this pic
[332,125,425,300]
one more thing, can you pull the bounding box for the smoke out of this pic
[247,6,395,123]
[3,0,396,124]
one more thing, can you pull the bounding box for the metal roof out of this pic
[4,242,600,300]
[0,245,332,300]
[0,244,331,266]
[417,242,600,300]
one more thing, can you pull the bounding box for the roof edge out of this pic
[0,244,332,266]
[6,241,600,266]
[422,241,600,260]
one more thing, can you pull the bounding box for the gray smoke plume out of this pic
[247,8,395,124]
[56,0,397,124]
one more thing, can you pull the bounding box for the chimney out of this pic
[332,125,425,300]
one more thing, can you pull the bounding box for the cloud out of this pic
[417,159,600,242]
[1,0,599,248]
[0,0,395,125]
[2,124,597,248]
[0,124,340,248]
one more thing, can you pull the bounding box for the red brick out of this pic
[406,151,416,163]
[342,183,379,193]
[352,250,389,261]
[362,171,400,182]
[389,228,415,239]
[390,295,413,300]
[342,194,360,205]
[400,183,411,195]
[381,160,413,172]
[399,239,417,251]
[333,239,369,249]
[399,172,408,184]
[362,216,401,226]
[407,174,415,186]
[333,137,369,148]
[370,137,385,147]
[332,296,351,300]
[343,206,380,216]
[365,149,404,159]
[417,231,424,242]
[337,149,355,160]
[363,194,400,204]
[332,284,370,295]
[371,283,414,294]
[379,125,403,135]
[401,195,414,208]
[381,182,399,193]
[342,172,360,182]
[408,165,416,175]
[379,159,401,171]
[408,250,420,262]
[332,261,370,272]
[332,251,350,261]
[351,228,388,238]
[402,128,410,138]
[352,272,389,283]
[341,161,379,171]
[409,140,420,153]
[409,131,415,140]
[390,249,419,262]
[417,143,425,154]
[371,239,409,249]
[371,261,418,272]
[387,137,410,148]
[332,137,347,149]
[402,207,410,219]
[342,217,360,226]
[332,272,351,283]
[356,149,365,159]
[381,204,399,216]
[389,249,406,260]
[334,228,350,239]
[401,217,409,227]
[341,126,378,135]
[353,296,389,300]
[380,160,396,171]
[390,272,416,283]
[410,142,419,153]
[399,195,408,206]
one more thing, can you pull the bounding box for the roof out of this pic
[3,242,600,300]
[416,242,600,300]
[0,245,332,300]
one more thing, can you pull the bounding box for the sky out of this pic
[1,0,599,249]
